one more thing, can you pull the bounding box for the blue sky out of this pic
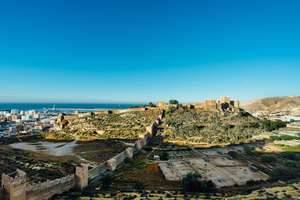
[0,0,300,103]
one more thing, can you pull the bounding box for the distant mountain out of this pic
[243,96,300,115]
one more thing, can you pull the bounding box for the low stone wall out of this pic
[106,151,128,171]
[88,163,107,181]
[106,134,153,171]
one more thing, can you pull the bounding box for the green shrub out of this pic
[148,102,156,107]
[182,173,202,193]
[261,155,277,163]
[169,99,179,105]
[244,146,257,156]
[271,135,300,141]
[271,167,298,180]
[284,160,298,168]
[159,152,169,161]
[261,120,287,131]
[182,173,215,193]
[281,152,300,161]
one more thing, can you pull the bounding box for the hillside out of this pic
[163,108,265,146]
[243,96,300,115]
[48,109,159,140]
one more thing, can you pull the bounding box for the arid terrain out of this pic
[243,96,300,115]
[163,107,266,146]
[48,109,160,140]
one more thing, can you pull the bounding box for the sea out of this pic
[0,103,143,113]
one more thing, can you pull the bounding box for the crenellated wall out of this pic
[1,165,88,200]
[2,170,27,200]
[26,175,75,200]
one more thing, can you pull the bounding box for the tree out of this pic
[148,102,156,107]
[182,173,202,193]
[284,160,298,168]
[281,152,300,161]
[182,173,215,193]
[261,120,286,131]
[159,152,169,161]
[169,99,179,105]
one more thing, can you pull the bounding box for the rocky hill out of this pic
[48,109,160,141]
[243,96,300,115]
[163,108,265,146]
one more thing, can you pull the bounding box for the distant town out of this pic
[0,109,58,138]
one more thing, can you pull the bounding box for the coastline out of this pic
[0,103,144,112]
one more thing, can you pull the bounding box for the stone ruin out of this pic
[75,164,89,190]
[55,113,69,130]
[1,164,89,200]
[2,169,27,200]
[196,96,240,113]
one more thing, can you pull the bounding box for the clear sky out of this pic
[0,0,300,103]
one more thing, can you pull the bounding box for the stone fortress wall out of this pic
[26,174,75,200]
[1,165,87,200]
[1,109,164,200]
[157,97,240,113]
[195,96,240,112]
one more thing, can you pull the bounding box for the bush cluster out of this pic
[261,120,287,132]
[182,173,215,193]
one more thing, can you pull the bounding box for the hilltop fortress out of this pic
[196,96,240,112]
[158,96,240,112]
